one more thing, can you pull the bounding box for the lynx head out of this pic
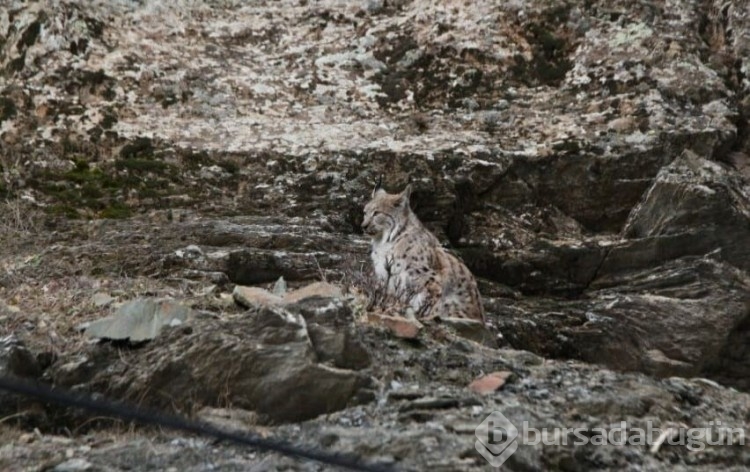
[362,183,413,238]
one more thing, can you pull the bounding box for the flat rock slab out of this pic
[468,371,512,395]
[84,298,193,342]
[368,313,423,339]
[233,282,343,310]
[438,317,497,348]
[90,293,115,308]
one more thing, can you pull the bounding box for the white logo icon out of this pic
[475,411,519,467]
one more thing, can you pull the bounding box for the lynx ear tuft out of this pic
[372,174,385,198]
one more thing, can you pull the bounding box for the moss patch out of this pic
[0,97,17,122]
[183,150,213,170]
[101,110,118,129]
[48,203,80,219]
[26,138,245,220]
[30,149,177,219]
[217,159,240,174]
[17,20,42,50]
[119,137,154,159]
[8,52,25,73]
[100,203,132,219]
[115,158,169,173]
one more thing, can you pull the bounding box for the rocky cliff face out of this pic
[1,1,749,470]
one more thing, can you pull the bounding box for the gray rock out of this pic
[623,150,750,271]
[271,276,287,296]
[496,256,750,389]
[286,296,371,370]
[85,298,193,342]
[52,458,93,472]
[58,303,374,423]
[438,317,497,348]
[90,293,115,308]
[0,335,42,417]
[195,407,259,432]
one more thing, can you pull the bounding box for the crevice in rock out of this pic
[583,243,614,292]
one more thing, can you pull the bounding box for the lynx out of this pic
[361,184,485,322]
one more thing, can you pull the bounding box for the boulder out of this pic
[84,298,193,342]
[55,303,374,423]
[623,150,750,272]
[496,257,750,389]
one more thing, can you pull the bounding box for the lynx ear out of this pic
[372,175,385,198]
[400,183,412,205]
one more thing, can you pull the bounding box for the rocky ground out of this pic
[1,0,750,470]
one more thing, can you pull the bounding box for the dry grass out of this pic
[338,253,427,321]
[0,208,244,350]
[0,198,44,255]
[0,274,235,357]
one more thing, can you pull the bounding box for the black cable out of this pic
[0,376,396,472]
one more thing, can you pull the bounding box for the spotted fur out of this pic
[362,184,484,322]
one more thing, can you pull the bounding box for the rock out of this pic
[52,458,92,472]
[368,313,423,340]
[58,304,375,423]
[84,298,193,342]
[496,257,750,389]
[196,407,259,432]
[283,282,343,304]
[399,396,481,411]
[232,286,284,310]
[234,284,371,369]
[233,282,344,310]
[271,276,287,296]
[468,371,512,395]
[623,150,750,271]
[90,293,114,308]
[438,317,497,348]
[287,297,371,370]
[3,0,750,469]
[175,245,204,260]
[17,432,37,444]
[0,335,42,417]
[224,249,347,285]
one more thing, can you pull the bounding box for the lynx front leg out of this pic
[410,279,442,320]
